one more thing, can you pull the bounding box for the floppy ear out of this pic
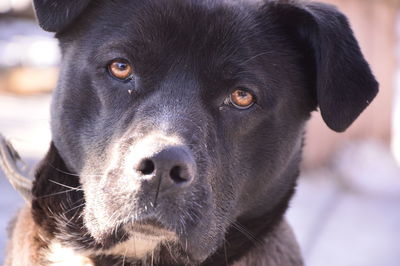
[266,1,379,132]
[33,0,91,32]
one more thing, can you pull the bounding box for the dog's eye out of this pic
[108,59,133,80]
[229,89,255,109]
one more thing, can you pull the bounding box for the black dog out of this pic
[5,0,378,265]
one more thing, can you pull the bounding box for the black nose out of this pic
[136,146,195,190]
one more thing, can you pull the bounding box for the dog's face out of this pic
[32,0,378,263]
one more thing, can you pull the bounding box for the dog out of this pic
[4,0,378,265]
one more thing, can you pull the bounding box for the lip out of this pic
[124,218,177,239]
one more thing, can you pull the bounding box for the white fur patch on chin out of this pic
[103,227,178,259]
[46,229,177,265]
[47,242,94,266]
[105,233,162,258]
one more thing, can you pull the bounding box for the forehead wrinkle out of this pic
[95,39,137,53]
[88,40,138,63]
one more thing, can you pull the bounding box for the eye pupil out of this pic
[238,91,248,97]
[117,63,127,70]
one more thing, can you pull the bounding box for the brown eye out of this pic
[108,59,133,80]
[230,89,255,109]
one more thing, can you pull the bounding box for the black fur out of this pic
[33,0,92,32]
[261,1,378,132]
[32,143,104,250]
[27,0,378,265]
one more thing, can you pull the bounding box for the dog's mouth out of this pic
[89,197,213,262]
[124,218,176,239]
[99,218,179,260]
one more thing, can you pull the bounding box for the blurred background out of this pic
[0,0,399,265]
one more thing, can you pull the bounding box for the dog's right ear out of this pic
[33,0,91,32]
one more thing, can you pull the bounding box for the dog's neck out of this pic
[31,143,302,265]
[202,187,296,265]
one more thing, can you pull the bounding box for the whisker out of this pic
[49,179,83,191]
[36,188,81,199]
[45,163,81,176]
[164,241,178,264]
[224,216,263,246]
[231,221,262,245]
[62,203,85,225]
[46,162,103,177]
[224,239,229,266]
[122,247,128,266]
[64,202,86,214]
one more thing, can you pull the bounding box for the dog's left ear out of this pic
[33,0,91,32]
[263,1,379,132]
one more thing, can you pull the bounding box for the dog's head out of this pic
[32,0,377,263]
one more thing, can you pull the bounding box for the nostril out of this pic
[137,159,155,175]
[169,165,188,183]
